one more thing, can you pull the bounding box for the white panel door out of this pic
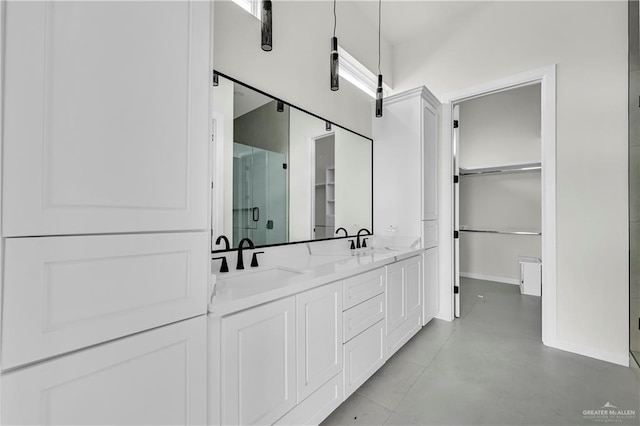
[221,297,297,426]
[405,255,423,320]
[2,316,207,425]
[386,262,406,335]
[296,282,343,402]
[1,232,209,370]
[2,1,211,236]
[423,247,439,325]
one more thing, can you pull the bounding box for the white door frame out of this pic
[438,65,557,346]
[308,130,335,240]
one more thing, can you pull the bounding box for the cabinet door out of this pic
[2,316,207,425]
[386,262,406,334]
[422,103,438,220]
[3,1,210,236]
[2,232,208,370]
[221,297,297,425]
[296,282,343,402]
[423,248,439,325]
[343,320,386,398]
[405,256,423,321]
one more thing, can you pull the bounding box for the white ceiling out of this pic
[352,1,488,46]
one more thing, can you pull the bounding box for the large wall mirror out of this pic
[212,73,373,249]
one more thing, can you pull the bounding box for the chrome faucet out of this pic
[335,227,348,237]
[356,228,371,249]
[236,238,255,270]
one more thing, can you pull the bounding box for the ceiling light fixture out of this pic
[213,71,219,87]
[375,0,383,118]
[261,0,273,51]
[326,121,332,131]
[330,0,339,91]
[277,100,284,112]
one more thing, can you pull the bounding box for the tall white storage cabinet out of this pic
[373,87,441,325]
[1,2,212,423]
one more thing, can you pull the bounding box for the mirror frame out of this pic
[212,70,374,253]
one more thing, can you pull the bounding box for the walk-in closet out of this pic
[454,84,543,322]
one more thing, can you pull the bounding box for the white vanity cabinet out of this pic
[2,316,207,426]
[220,297,297,426]
[216,283,343,426]
[386,255,423,358]
[374,85,441,327]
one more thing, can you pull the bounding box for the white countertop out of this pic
[208,238,423,317]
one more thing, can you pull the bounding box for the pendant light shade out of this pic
[277,100,284,112]
[261,0,273,52]
[212,72,219,86]
[330,36,339,91]
[326,121,332,131]
[375,0,383,118]
[376,74,383,118]
[330,0,339,91]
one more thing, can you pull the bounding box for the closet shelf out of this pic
[459,162,541,176]
[459,226,541,236]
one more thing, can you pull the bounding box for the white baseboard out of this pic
[544,338,629,367]
[460,272,519,286]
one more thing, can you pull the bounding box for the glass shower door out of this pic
[232,143,287,246]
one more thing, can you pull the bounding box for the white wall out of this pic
[213,0,393,138]
[392,1,628,364]
[459,85,541,168]
[458,85,541,283]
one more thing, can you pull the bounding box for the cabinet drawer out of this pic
[343,268,385,310]
[343,294,385,343]
[2,232,209,369]
[275,372,343,426]
[2,316,207,426]
[343,320,386,398]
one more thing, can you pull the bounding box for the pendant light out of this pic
[330,0,339,91]
[261,0,273,52]
[212,71,219,87]
[326,121,332,131]
[375,0,383,118]
[277,100,284,112]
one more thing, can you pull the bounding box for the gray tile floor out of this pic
[321,278,640,426]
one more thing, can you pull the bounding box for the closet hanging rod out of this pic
[459,162,542,176]
[459,228,542,236]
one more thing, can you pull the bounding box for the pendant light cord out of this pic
[378,0,381,75]
[333,0,337,38]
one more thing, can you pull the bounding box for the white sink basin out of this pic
[218,266,305,288]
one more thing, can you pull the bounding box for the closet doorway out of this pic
[453,84,543,323]
[444,66,557,346]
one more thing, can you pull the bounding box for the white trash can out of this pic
[518,256,541,296]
